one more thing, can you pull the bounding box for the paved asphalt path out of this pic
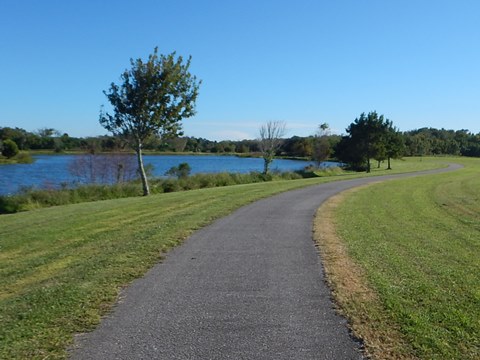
[71,164,461,360]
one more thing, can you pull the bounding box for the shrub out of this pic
[0,169,331,215]
[162,180,180,193]
[15,152,34,164]
[0,183,143,214]
[0,196,21,214]
[2,139,19,158]
[279,171,303,180]
[165,162,191,179]
[313,166,344,177]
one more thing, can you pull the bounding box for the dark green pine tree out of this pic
[384,121,405,170]
[337,111,389,172]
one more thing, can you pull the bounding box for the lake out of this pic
[0,154,338,196]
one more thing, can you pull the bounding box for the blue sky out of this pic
[1,0,479,140]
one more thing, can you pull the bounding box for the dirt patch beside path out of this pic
[313,186,418,360]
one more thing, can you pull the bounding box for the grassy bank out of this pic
[0,157,450,358]
[0,156,446,214]
[0,152,33,165]
[315,157,479,359]
[0,172,296,213]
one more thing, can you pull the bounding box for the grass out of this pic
[0,171,304,214]
[0,157,451,359]
[0,151,33,165]
[315,157,480,359]
[1,156,446,214]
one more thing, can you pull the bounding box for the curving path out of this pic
[70,164,462,360]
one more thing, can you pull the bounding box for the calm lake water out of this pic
[0,154,336,196]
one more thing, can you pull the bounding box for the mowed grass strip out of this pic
[0,157,447,359]
[316,157,480,359]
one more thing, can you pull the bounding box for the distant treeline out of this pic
[402,128,480,157]
[1,126,479,158]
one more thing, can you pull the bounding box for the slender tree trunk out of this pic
[387,156,392,170]
[89,155,96,183]
[263,157,271,175]
[366,157,371,173]
[116,164,124,183]
[136,142,150,196]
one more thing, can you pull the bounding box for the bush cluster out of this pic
[0,151,33,164]
[151,171,302,193]
[0,170,311,214]
[1,139,19,158]
[0,183,142,213]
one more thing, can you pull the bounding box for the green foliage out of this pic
[14,152,33,164]
[0,184,142,214]
[165,162,191,179]
[100,47,201,195]
[335,111,404,172]
[312,166,345,177]
[152,171,301,193]
[404,127,480,157]
[2,139,19,158]
[384,125,405,169]
[335,158,480,359]
[312,123,332,167]
[0,127,29,150]
[2,123,477,160]
[0,196,18,213]
[0,171,300,214]
[0,150,33,165]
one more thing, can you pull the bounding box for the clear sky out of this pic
[1,0,479,140]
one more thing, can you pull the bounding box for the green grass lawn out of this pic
[0,157,452,358]
[333,157,480,359]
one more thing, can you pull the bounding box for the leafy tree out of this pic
[312,123,331,167]
[231,139,258,153]
[219,140,236,153]
[336,111,390,172]
[0,127,28,150]
[165,162,191,179]
[335,134,365,170]
[402,128,477,157]
[164,137,188,152]
[463,135,480,157]
[280,136,313,157]
[100,47,201,195]
[293,138,313,157]
[405,133,431,156]
[258,121,286,175]
[373,141,387,168]
[36,128,60,138]
[384,123,405,169]
[2,139,19,158]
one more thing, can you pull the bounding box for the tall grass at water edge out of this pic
[0,171,302,214]
[0,157,447,214]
